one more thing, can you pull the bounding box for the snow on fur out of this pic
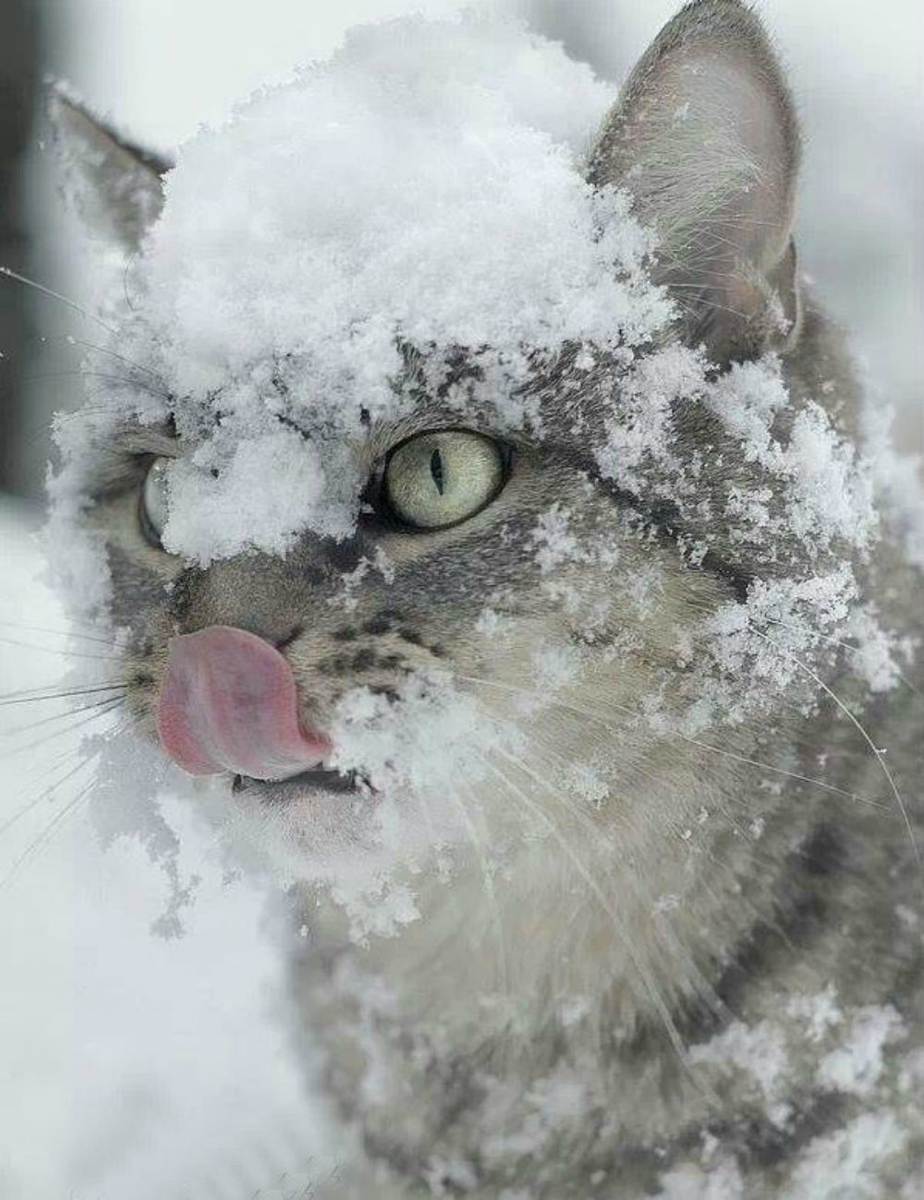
[46,9,921,897]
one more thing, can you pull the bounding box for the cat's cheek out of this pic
[95,488,187,583]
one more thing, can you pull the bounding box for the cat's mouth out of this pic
[232,767,370,798]
[156,626,381,800]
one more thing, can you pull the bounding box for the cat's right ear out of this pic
[47,83,172,255]
[588,0,802,364]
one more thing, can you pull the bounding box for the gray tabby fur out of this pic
[51,2,923,1196]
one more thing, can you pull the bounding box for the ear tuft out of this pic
[589,0,801,363]
[46,80,172,255]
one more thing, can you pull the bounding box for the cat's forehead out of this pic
[139,17,640,401]
[57,12,875,588]
[98,16,671,563]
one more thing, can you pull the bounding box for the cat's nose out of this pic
[156,625,330,780]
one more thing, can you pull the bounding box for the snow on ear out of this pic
[588,0,802,363]
[47,82,172,255]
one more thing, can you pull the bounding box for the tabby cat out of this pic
[48,2,923,1196]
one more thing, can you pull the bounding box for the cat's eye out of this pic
[383,430,507,530]
[139,456,170,547]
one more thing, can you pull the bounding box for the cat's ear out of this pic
[47,83,172,255]
[588,0,802,363]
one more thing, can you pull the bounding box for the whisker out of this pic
[492,742,729,1030]
[0,700,123,834]
[756,614,924,703]
[1,699,108,740]
[0,265,116,333]
[0,633,121,662]
[750,629,920,867]
[0,682,127,708]
[0,719,124,891]
[448,781,511,1005]
[0,619,118,649]
[25,369,171,402]
[453,672,889,813]
[2,695,124,760]
[474,746,692,1067]
[62,335,166,385]
[0,776,96,894]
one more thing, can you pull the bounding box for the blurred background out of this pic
[1,0,921,508]
[0,3,921,1198]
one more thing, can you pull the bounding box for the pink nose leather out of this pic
[156,625,330,780]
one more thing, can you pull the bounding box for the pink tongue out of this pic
[156,625,330,780]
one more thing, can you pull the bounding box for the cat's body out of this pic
[283,300,924,1200]
[48,2,923,1197]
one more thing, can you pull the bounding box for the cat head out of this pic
[47,2,878,899]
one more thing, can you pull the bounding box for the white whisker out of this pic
[750,629,920,867]
[453,671,889,813]
[474,746,693,1069]
[0,265,116,333]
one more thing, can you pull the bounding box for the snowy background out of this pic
[1,1,921,1197]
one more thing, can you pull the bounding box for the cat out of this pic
[47,1,923,1197]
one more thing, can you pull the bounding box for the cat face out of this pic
[74,351,722,810]
[49,4,873,880]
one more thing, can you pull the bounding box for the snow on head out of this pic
[122,13,671,562]
[45,8,921,912]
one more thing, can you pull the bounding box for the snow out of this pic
[817,1006,907,1099]
[688,1019,790,1105]
[655,1159,745,1200]
[780,1111,907,1200]
[861,401,924,570]
[86,12,671,564]
[162,427,340,561]
[786,984,843,1043]
[0,502,331,1199]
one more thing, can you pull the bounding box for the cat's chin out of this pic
[231,767,371,803]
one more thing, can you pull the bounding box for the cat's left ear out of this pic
[588,0,802,363]
[47,83,172,255]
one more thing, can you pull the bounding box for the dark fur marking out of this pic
[737,1092,848,1170]
[799,820,846,879]
[705,824,842,1032]
[321,538,365,574]
[622,822,845,1060]
[275,412,309,440]
[320,654,351,676]
[364,610,404,636]
[653,1091,849,1186]
[554,447,753,605]
[333,626,358,642]
[166,566,202,623]
[275,623,303,650]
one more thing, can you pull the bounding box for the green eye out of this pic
[383,430,506,530]
[140,456,170,547]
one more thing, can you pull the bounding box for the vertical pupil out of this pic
[430,447,445,495]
